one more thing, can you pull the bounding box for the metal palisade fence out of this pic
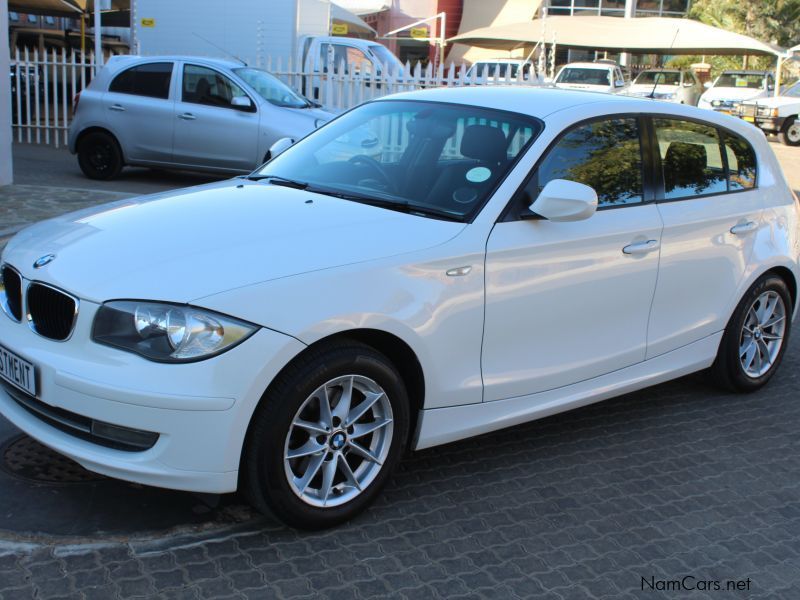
[10,48,547,148]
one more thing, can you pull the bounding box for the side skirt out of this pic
[413,332,722,450]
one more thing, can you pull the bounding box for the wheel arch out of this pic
[766,265,797,308]
[75,126,126,162]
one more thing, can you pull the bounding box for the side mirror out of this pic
[526,179,598,222]
[231,96,253,109]
[267,137,295,160]
[703,81,712,89]
[615,80,625,87]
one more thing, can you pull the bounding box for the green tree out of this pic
[666,0,800,74]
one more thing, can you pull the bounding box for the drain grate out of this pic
[3,435,105,484]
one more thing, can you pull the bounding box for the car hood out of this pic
[740,96,799,108]
[554,82,612,92]
[3,180,465,303]
[628,84,681,95]
[700,87,765,102]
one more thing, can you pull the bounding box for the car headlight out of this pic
[92,301,257,362]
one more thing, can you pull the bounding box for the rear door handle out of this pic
[623,239,660,255]
[177,113,196,120]
[108,104,125,112]
[730,221,757,235]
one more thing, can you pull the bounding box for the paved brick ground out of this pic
[0,145,799,599]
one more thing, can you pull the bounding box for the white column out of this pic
[94,0,103,66]
[619,0,636,68]
[0,0,13,186]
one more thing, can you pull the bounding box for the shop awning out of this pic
[450,16,785,57]
[331,3,377,36]
[9,0,129,17]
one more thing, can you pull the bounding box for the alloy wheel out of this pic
[739,290,787,378]
[283,374,394,507]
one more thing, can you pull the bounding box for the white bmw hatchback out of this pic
[1,88,798,529]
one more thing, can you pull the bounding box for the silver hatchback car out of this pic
[68,55,334,179]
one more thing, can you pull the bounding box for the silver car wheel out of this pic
[283,374,394,508]
[739,290,787,378]
[787,122,800,144]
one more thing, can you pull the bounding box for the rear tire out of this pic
[778,117,800,146]
[77,131,123,180]
[709,274,792,392]
[241,340,410,530]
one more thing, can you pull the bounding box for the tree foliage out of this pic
[666,0,800,74]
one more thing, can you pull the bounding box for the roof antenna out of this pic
[192,33,248,66]
[649,27,680,99]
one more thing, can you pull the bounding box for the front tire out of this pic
[241,341,410,529]
[710,274,792,392]
[77,131,123,180]
[778,117,800,147]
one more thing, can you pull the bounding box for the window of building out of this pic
[109,62,173,99]
[9,12,19,22]
[654,119,727,199]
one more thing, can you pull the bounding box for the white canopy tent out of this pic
[450,16,785,57]
[331,2,377,36]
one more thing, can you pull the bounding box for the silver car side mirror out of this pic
[231,96,253,109]
[526,179,598,222]
[268,137,295,160]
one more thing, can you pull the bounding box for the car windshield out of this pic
[715,73,765,89]
[368,44,402,72]
[233,68,310,108]
[634,71,681,86]
[254,100,541,221]
[556,68,611,86]
[784,81,800,97]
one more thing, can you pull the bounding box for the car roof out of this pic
[638,68,682,73]
[383,86,761,134]
[560,62,615,70]
[720,70,772,75]
[105,55,243,72]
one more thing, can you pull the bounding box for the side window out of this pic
[523,117,643,208]
[345,47,372,75]
[109,62,173,99]
[654,118,727,199]
[182,65,250,109]
[723,131,757,190]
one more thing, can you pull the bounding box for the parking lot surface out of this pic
[0,142,799,599]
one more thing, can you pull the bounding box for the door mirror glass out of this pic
[231,95,253,109]
[615,80,625,87]
[703,81,712,89]
[529,179,597,222]
[268,137,295,160]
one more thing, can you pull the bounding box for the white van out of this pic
[297,36,403,98]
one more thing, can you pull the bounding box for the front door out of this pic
[482,116,663,401]
[646,118,763,358]
[172,63,260,171]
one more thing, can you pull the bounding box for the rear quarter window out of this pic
[109,62,173,99]
[722,131,757,190]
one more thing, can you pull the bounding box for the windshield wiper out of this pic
[245,174,309,189]
[309,188,464,222]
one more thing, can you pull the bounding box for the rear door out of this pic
[103,61,175,163]
[172,63,260,171]
[646,117,763,358]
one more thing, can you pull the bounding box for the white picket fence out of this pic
[10,48,548,148]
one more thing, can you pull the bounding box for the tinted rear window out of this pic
[109,62,173,99]
[723,131,757,190]
[654,119,727,199]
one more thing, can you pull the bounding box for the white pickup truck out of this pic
[736,80,800,146]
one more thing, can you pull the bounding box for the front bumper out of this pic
[751,116,787,133]
[0,299,305,493]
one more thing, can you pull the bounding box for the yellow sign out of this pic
[331,23,348,35]
[410,27,428,39]
[140,18,156,28]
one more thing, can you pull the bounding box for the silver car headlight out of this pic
[92,300,257,362]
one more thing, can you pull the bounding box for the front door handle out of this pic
[623,239,660,255]
[730,221,757,235]
[177,113,197,120]
[108,104,125,112]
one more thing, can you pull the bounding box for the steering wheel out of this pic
[347,155,395,193]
